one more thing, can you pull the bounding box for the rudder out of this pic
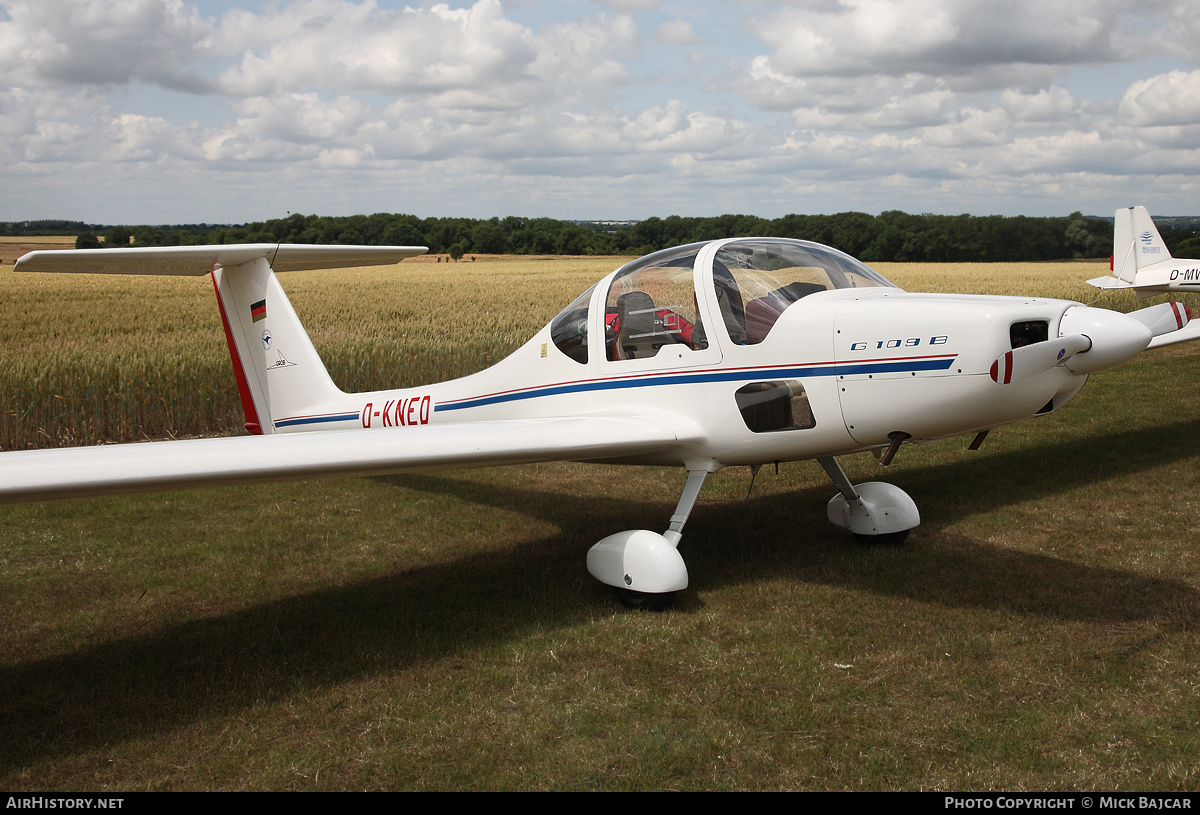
[212,258,343,435]
[1113,206,1172,284]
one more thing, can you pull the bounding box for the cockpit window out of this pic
[605,244,707,361]
[550,284,595,364]
[713,239,896,344]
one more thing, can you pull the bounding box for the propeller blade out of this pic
[990,335,1092,384]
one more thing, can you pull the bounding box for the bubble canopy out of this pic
[550,238,898,364]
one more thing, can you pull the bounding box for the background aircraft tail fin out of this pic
[1112,206,1172,284]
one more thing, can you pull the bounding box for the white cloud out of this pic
[998,86,1082,124]
[745,0,1130,83]
[528,12,639,104]
[919,107,1012,148]
[654,17,702,47]
[215,1,539,102]
[229,94,372,144]
[1,0,1199,222]
[1119,69,1200,126]
[621,100,751,153]
[593,0,659,13]
[0,0,211,90]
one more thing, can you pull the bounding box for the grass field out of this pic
[1,254,1198,790]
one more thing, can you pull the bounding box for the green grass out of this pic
[1,257,1199,790]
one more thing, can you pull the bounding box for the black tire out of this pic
[613,587,678,611]
[852,529,910,546]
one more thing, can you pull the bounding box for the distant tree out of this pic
[28,209,1131,262]
[336,227,364,245]
[470,221,507,254]
[104,226,132,247]
[555,223,592,255]
[449,242,466,261]
[632,217,665,250]
[382,221,424,247]
[75,233,101,249]
[530,228,556,254]
[609,229,635,252]
[1064,212,1097,258]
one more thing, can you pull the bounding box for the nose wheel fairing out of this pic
[819,456,920,539]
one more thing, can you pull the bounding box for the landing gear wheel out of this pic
[613,587,678,611]
[852,529,910,546]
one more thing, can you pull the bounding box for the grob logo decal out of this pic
[849,336,948,351]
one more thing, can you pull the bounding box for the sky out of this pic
[2,0,1199,224]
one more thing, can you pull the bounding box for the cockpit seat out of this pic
[744,297,786,345]
[616,291,676,360]
[744,281,829,344]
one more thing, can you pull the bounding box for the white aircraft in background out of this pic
[4,209,1197,608]
[1086,206,1200,344]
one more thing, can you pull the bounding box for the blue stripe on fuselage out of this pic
[435,357,955,413]
[274,412,360,428]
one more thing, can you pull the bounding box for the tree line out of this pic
[6,211,1200,262]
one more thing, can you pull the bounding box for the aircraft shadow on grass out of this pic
[384,415,1200,617]
[1,419,1197,772]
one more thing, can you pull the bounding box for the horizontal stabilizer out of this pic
[1087,275,1133,290]
[0,415,690,504]
[1085,275,1187,294]
[15,244,427,276]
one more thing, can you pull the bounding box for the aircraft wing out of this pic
[0,414,694,504]
[1147,319,1200,349]
[14,244,426,276]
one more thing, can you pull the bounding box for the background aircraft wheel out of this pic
[852,529,910,546]
[613,587,677,611]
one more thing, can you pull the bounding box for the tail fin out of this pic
[211,257,345,434]
[1088,207,1178,296]
[15,244,426,435]
[1112,206,1172,284]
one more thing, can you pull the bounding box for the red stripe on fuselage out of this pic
[211,274,263,435]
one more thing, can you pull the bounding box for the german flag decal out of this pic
[251,299,267,322]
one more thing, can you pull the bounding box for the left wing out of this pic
[0,414,695,504]
[14,244,426,275]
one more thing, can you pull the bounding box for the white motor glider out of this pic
[1086,205,1200,345]
[5,212,1197,608]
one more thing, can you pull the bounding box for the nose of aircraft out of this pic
[1058,305,1153,375]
